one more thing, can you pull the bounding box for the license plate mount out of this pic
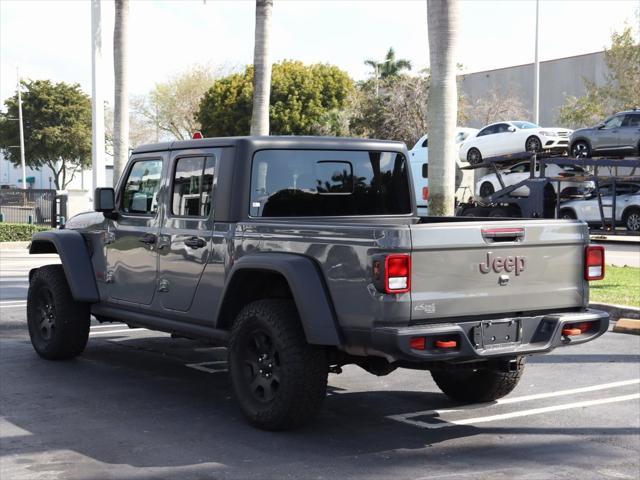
[475,319,520,350]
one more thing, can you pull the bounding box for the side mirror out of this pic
[508,126,516,132]
[94,187,116,218]
[596,122,605,129]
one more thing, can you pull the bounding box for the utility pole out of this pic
[533,0,540,125]
[91,0,106,190]
[17,68,26,190]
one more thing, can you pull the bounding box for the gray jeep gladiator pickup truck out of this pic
[27,136,609,430]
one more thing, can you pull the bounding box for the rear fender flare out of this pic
[217,253,342,345]
[29,230,99,302]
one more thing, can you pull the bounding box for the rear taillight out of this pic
[585,245,605,281]
[385,254,411,293]
[422,187,430,201]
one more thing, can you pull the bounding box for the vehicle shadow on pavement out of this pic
[2,337,638,478]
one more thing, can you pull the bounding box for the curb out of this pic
[590,235,640,244]
[0,241,30,250]
[590,302,640,321]
[612,318,640,335]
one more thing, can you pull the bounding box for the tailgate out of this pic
[409,220,588,321]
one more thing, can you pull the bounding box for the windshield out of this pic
[511,121,539,129]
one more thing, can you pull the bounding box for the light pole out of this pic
[533,0,540,125]
[17,68,26,190]
[91,0,106,191]
[374,58,392,97]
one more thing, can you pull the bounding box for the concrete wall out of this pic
[459,51,608,128]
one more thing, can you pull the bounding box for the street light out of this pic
[17,68,27,190]
[533,0,540,125]
[374,58,392,97]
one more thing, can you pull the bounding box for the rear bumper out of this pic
[370,308,609,362]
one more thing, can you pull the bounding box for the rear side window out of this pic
[250,149,411,217]
[171,156,216,217]
[121,159,163,215]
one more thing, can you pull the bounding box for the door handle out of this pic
[184,236,206,249]
[139,233,157,245]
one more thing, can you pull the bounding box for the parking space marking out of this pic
[90,323,126,329]
[388,379,640,429]
[0,301,27,309]
[405,394,640,429]
[89,328,147,336]
[185,361,228,373]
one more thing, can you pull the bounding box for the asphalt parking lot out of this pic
[1,248,639,480]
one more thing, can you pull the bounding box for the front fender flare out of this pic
[29,230,99,302]
[219,253,342,346]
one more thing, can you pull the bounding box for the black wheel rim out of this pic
[572,143,588,157]
[242,328,281,403]
[35,287,56,341]
[468,150,480,164]
[526,138,541,152]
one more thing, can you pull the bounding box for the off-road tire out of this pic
[431,357,526,403]
[27,265,90,360]
[228,299,328,430]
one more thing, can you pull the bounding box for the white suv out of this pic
[559,182,640,232]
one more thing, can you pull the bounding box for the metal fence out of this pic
[0,189,67,228]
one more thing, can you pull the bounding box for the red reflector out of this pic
[575,322,593,333]
[410,337,426,350]
[584,245,605,281]
[192,131,203,139]
[562,328,582,336]
[422,187,430,200]
[435,340,457,349]
[384,254,411,293]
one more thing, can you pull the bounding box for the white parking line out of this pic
[431,394,640,429]
[185,361,228,373]
[90,323,126,329]
[388,379,640,429]
[89,328,147,336]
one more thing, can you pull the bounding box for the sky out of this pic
[1,0,638,106]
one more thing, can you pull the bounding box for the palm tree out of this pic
[113,0,129,186]
[426,0,458,216]
[250,0,273,136]
[365,47,412,79]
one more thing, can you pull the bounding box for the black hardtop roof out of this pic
[132,135,406,154]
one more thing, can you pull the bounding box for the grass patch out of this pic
[590,265,640,307]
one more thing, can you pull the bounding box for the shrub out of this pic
[0,223,50,242]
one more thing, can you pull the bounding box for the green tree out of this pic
[197,61,354,137]
[558,26,640,128]
[0,80,92,189]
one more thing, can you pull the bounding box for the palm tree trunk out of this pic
[113,0,129,186]
[250,0,273,136]
[426,0,458,216]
